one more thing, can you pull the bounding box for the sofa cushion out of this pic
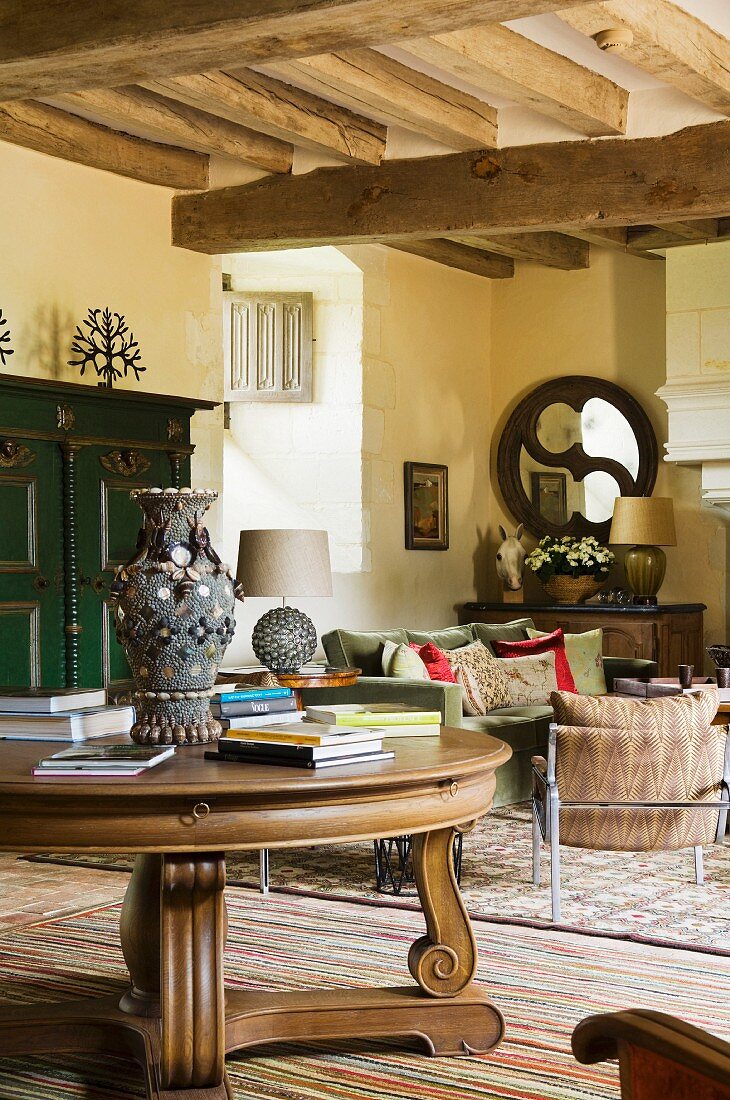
[321,628,409,675]
[499,651,559,705]
[461,714,543,754]
[406,625,473,651]
[528,626,607,695]
[493,628,577,692]
[381,640,429,680]
[471,618,535,654]
[409,641,457,683]
[445,640,511,715]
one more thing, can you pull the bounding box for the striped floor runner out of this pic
[0,887,728,1099]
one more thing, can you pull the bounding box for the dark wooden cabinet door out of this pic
[75,446,173,690]
[0,440,64,687]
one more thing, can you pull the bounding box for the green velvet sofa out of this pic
[302,619,657,807]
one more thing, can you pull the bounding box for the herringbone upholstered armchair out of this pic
[532,689,730,922]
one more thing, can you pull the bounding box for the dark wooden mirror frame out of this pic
[496,376,658,542]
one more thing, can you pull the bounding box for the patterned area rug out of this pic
[28,804,730,951]
[0,889,729,1099]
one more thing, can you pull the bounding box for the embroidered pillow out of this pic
[497,651,559,706]
[409,641,457,683]
[445,640,511,715]
[493,628,576,692]
[527,627,606,695]
[381,640,429,680]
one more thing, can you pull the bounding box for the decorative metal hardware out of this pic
[193,802,211,820]
[80,571,107,595]
[0,439,35,468]
[57,404,76,431]
[32,574,50,592]
[0,309,14,367]
[373,832,463,896]
[68,307,144,388]
[99,449,151,478]
[166,418,184,443]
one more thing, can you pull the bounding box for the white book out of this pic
[220,711,304,730]
[0,687,106,714]
[0,705,135,741]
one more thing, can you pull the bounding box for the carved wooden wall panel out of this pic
[224,291,313,402]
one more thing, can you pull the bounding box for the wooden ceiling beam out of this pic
[651,219,719,241]
[145,71,386,165]
[49,86,292,173]
[262,49,497,151]
[172,121,730,255]
[396,24,628,137]
[0,99,207,189]
[388,239,514,278]
[627,220,725,251]
[558,1,730,115]
[450,232,589,270]
[563,226,628,248]
[0,0,591,101]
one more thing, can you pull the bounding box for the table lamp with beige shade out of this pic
[237,528,332,672]
[609,496,677,604]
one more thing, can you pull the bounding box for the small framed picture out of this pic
[404,462,449,551]
[530,471,568,526]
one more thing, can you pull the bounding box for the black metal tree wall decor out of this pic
[0,309,15,367]
[68,307,145,388]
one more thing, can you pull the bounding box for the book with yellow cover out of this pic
[222,722,385,747]
[304,703,441,727]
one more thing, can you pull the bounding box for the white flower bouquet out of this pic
[525,535,615,583]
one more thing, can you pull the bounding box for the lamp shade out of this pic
[609,497,677,546]
[236,529,332,598]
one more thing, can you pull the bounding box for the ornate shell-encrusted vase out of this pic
[111,488,238,745]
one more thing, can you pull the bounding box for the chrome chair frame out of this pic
[532,722,730,922]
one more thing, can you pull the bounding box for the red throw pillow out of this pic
[409,641,457,683]
[492,628,577,693]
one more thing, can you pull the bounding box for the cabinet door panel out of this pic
[75,447,171,689]
[0,442,64,687]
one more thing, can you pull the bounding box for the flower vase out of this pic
[111,487,240,745]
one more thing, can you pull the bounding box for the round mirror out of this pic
[498,377,657,541]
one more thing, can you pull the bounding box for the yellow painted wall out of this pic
[0,142,224,492]
[490,249,727,656]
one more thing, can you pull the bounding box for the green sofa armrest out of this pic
[299,676,464,727]
[603,656,658,690]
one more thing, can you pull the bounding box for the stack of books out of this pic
[210,685,302,730]
[33,744,175,777]
[0,687,135,742]
[206,721,395,770]
[304,702,442,736]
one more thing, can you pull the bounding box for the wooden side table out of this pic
[217,665,362,892]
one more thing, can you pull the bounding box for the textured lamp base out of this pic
[252,606,317,673]
[624,544,666,597]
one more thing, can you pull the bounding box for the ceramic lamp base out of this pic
[624,544,666,597]
[252,606,317,673]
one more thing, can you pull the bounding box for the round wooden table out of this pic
[0,729,511,1099]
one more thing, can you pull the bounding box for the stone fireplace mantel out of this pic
[657,377,730,516]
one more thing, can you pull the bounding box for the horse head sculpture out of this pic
[496,524,526,591]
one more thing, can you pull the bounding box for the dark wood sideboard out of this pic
[458,602,707,677]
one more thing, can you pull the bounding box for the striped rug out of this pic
[0,888,728,1099]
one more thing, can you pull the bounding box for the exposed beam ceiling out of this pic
[627,219,725,250]
[450,232,590,270]
[172,121,730,254]
[388,239,514,278]
[262,49,497,150]
[49,86,293,173]
[558,0,730,116]
[395,24,628,136]
[145,70,386,165]
[0,0,591,101]
[0,99,207,189]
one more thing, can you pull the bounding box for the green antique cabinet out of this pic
[0,374,217,691]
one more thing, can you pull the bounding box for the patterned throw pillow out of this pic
[493,628,576,692]
[497,651,559,706]
[381,640,429,679]
[528,627,606,695]
[409,641,457,683]
[445,641,511,716]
